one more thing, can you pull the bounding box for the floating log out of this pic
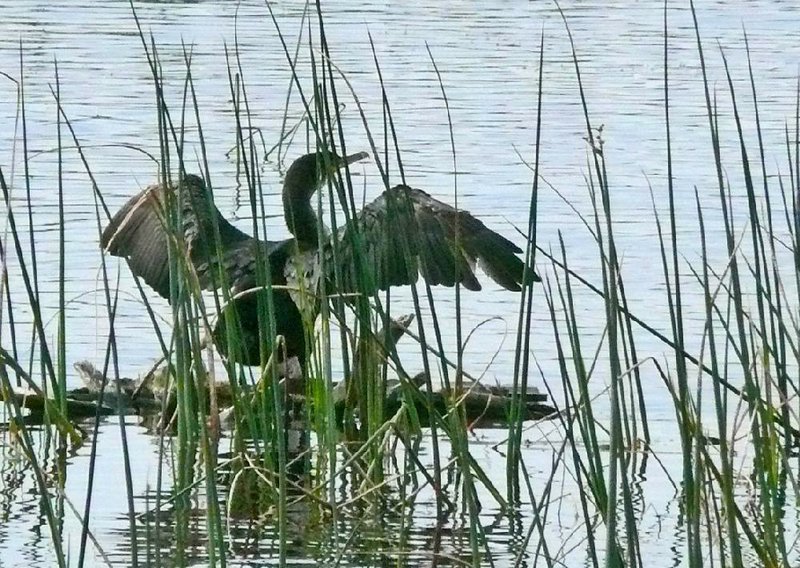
[335,313,557,427]
[2,315,556,431]
[0,389,113,419]
[385,379,557,426]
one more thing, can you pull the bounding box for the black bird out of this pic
[101,151,539,371]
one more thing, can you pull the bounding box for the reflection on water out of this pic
[0,422,558,566]
[3,413,790,566]
[1,0,800,566]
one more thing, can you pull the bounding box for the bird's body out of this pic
[102,151,538,371]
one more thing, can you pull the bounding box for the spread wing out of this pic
[323,184,537,295]
[101,175,262,299]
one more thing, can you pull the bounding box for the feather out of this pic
[323,183,535,294]
[104,153,536,369]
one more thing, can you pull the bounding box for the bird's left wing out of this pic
[321,184,538,296]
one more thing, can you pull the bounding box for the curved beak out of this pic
[330,152,369,203]
[340,151,369,169]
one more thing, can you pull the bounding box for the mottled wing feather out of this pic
[324,184,536,295]
[101,186,172,298]
[101,176,258,300]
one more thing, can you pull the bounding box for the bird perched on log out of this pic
[101,151,538,373]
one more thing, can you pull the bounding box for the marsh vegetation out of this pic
[1,2,799,567]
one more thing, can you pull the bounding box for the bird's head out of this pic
[284,151,369,201]
[181,173,206,188]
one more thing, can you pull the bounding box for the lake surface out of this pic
[1,1,799,566]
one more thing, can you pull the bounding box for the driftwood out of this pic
[1,390,109,420]
[2,316,556,430]
[0,362,160,423]
[336,313,556,427]
[384,374,556,426]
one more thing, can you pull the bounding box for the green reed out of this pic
[522,2,800,567]
[3,2,800,567]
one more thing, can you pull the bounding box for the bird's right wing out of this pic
[101,184,173,298]
[321,184,537,296]
[101,176,255,300]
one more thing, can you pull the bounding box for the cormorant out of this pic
[101,151,539,371]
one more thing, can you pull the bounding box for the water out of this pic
[1,1,799,565]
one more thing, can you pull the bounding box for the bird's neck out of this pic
[283,186,319,248]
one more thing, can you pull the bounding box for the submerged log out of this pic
[0,362,158,423]
[2,316,556,432]
[384,377,556,426]
[0,389,114,419]
[335,313,557,427]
